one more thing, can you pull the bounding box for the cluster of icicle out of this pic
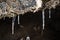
[42,0,60,33]
[0,0,43,35]
[0,0,60,40]
[12,0,60,36]
[0,0,60,37]
[45,0,60,18]
[13,0,60,40]
[0,0,42,35]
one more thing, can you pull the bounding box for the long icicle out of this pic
[49,9,51,18]
[18,15,20,24]
[41,9,45,36]
[42,9,45,30]
[12,14,16,35]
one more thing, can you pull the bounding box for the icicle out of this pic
[12,14,16,35]
[3,17,5,20]
[18,15,20,24]
[49,9,51,18]
[42,9,45,30]
[26,36,30,40]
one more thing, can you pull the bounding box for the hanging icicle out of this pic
[12,14,16,35]
[18,15,20,24]
[49,9,51,18]
[42,9,45,30]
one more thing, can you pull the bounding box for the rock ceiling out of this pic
[0,0,59,18]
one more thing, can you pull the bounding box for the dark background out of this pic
[0,5,60,40]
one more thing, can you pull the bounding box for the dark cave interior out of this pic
[0,5,60,40]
